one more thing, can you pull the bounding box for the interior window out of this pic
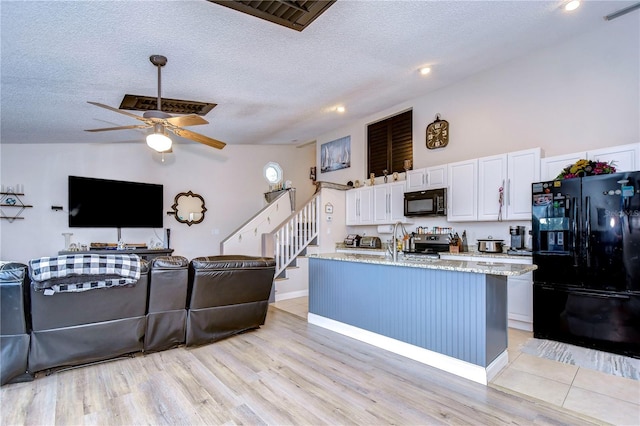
[367,109,413,177]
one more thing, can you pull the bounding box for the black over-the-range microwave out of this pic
[404,188,447,216]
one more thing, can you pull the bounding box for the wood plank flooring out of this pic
[1,307,600,425]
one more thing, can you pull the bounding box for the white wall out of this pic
[314,14,638,247]
[317,188,347,252]
[0,142,315,263]
[315,15,639,181]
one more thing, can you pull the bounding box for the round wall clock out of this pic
[426,114,449,149]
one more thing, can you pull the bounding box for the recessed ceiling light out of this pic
[565,0,580,11]
[336,106,346,113]
[419,67,431,75]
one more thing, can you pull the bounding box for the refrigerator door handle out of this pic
[585,196,591,268]
[571,197,578,265]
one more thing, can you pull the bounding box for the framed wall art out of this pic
[320,135,351,173]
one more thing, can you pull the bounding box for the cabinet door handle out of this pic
[506,179,511,206]
[424,173,427,186]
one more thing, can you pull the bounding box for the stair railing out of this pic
[262,191,320,278]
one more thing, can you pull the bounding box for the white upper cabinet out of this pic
[507,148,541,220]
[405,164,448,191]
[477,154,508,221]
[447,159,478,222]
[373,181,406,224]
[540,152,586,181]
[426,164,448,189]
[406,169,427,191]
[587,143,639,173]
[540,143,639,181]
[476,148,541,221]
[346,186,373,225]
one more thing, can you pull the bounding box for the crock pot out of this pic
[477,238,504,253]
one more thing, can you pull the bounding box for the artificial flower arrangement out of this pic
[556,159,616,179]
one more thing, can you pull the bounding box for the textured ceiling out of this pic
[1,1,636,148]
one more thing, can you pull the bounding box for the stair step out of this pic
[275,276,288,281]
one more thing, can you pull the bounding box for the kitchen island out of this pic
[307,253,536,384]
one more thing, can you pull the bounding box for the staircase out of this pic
[221,189,321,302]
[262,192,320,301]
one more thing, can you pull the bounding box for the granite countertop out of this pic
[336,244,532,261]
[440,250,532,260]
[309,252,537,277]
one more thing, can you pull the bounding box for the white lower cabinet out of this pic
[507,271,533,331]
[439,254,533,331]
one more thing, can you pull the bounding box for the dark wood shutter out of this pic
[367,110,412,177]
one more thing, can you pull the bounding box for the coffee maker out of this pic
[509,226,526,250]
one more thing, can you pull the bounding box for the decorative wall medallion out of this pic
[426,114,449,149]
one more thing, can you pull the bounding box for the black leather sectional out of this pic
[0,255,276,386]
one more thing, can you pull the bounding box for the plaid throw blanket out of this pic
[29,254,141,293]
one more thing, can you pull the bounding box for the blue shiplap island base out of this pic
[308,254,537,385]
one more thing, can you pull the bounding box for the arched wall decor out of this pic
[170,191,207,226]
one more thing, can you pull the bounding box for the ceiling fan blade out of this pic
[170,128,227,149]
[166,114,209,127]
[87,101,150,122]
[85,124,151,132]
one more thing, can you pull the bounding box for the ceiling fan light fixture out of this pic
[564,0,580,11]
[146,126,172,152]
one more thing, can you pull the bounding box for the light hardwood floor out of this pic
[1,307,602,425]
[274,296,640,425]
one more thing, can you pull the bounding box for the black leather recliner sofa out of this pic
[186,255,276,346]
[27,254,149,373]
[145,255,189,352]
[0,262,33,385]
[1,253,276,384]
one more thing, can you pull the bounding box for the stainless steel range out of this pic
[404,234,450,259]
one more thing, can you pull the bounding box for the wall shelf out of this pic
[0,192,33,222]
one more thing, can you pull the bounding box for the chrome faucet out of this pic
[391,221,408,262]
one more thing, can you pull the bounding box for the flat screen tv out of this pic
[68,176,163,228]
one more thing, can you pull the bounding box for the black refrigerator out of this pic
[532,171,640,358]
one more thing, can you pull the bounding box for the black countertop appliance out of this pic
[531,171,640,358]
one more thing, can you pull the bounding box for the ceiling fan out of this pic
[85,55,226,152]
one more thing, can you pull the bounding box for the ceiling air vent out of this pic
[207,0,336,32]
[119,94,217,116]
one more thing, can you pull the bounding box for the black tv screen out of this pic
[68,176,163,228]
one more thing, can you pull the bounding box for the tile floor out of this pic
[272,297,640,426]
